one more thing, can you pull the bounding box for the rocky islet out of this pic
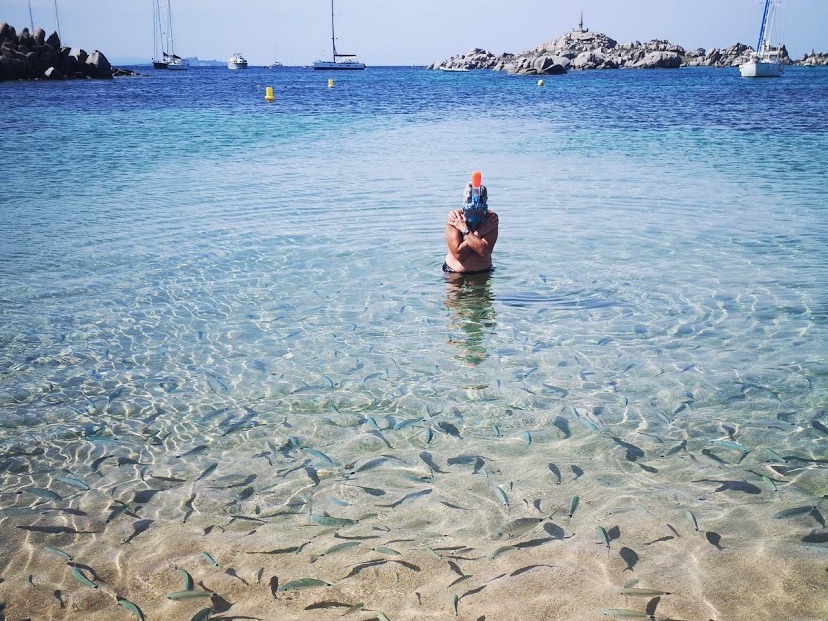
[0,23,134,82]
[429,29,828,75]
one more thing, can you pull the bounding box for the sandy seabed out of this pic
[0,401,826,621]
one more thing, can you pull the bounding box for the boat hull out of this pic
[227,62,248,70]
[167,60,189,71]
[152,61,168,69]
[312,61,365,70]
[739,60,782,78]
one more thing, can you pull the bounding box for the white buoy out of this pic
[537,79,544,87]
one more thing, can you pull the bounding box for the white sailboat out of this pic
[164,0,189,70]
[152,0,188,69]
[313,0,365,70]
[739,0,783,78]
[152,0,168,68]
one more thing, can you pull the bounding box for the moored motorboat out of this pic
[228,52,248,70]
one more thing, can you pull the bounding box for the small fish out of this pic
[488,485,506,508]
[278,578,333,591]
[175,566,194,591]
[522,431,532,445]
[378,489,432,508]
[424,426,434,444]
[393,418,423,430]
[177,445,209,459]
[773,506,816,519]
[487,545,517,560]
[452,593,459,616]
[206,373,228,394]
[117,598,144,621]
[354,456,390,473]
[165,590,214,600]
[310,514,355,527]
[599,609,655,619]
[597,526,610,549]
[55,476,91,490]
[762,475,778,493]
[709,439,749,452]
[71,567,98,589]
[197,463,218,481]
[200,551,219,566]
[44,546,73,562]
[438,421,462,438]
[321,541,360,556]
[618,588,671,596]
[568,495,579,518]
[685,509,699,531]
[495,517,545,540]
[373,546,401,556]
[0,507,47,517]
[302,447,335,465]
[190,608,213,621]
[24,487,62,501]
[664,441,686,456]
[234,486,255,501]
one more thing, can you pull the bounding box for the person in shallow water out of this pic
[443,171,499,274]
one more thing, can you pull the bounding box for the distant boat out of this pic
[167,54,189,70]
[438,66,470,72]
[151,0,167,68]
[313,0,365,70]
[153,0,189,70]
[269,45,283,68]
[228,52,248,70]
[739,0,783,78]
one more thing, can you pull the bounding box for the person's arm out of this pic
[446,209,472,261]
[461,224,498,261]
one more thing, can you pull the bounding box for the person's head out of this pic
[462,170,488,229]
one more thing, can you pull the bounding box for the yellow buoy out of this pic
[327,78,334,88]
[264,86,274,102]
[537,79,544,87]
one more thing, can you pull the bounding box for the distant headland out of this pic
[428,29,828,74]
[0,23,136,81]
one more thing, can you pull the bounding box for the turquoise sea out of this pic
[1,66,827,621]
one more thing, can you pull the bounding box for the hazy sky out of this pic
[5,0,827,65]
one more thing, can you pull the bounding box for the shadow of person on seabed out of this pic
[444,271,496,365]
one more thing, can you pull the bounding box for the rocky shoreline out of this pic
[428,29,828,75]
[0,23,136,82]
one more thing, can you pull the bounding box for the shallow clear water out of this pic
[1,66,826,620]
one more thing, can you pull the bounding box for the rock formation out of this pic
[800,50,828,66]
[427,28,811,74]
[0,23,119,81]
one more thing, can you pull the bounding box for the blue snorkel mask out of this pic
[462,181,488,230]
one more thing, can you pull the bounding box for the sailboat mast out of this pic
[330,0,337,60]
[167,0,175,57]
[53,0,61,41]
[756,0,771,52]
[28,1,34,32]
